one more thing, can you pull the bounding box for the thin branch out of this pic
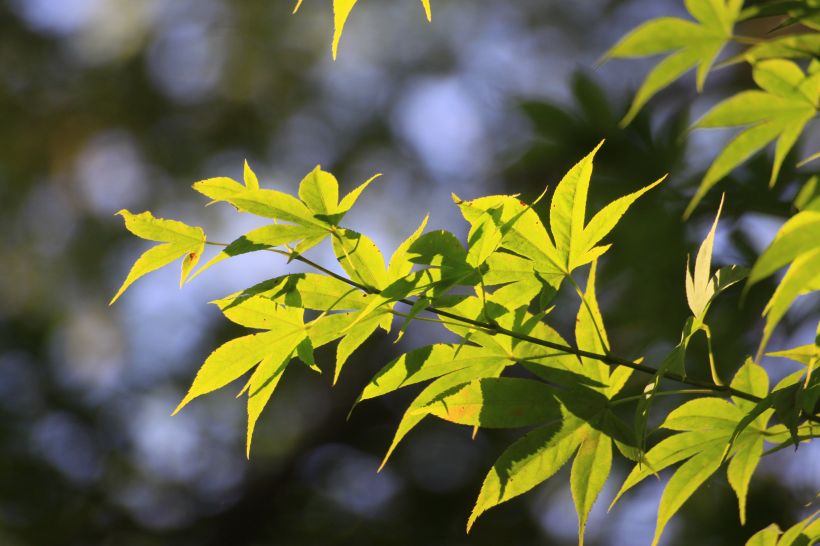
[609,389,724,408]
[205,240,820,422]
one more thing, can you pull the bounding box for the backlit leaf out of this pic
[332,228,389,291]
[296,336,320,373]
[192,177,247,203]
[746,211,820,289]
[759,247,820,357]
[744,524,781,546]
[298,166,338,219]
[228,188,329,228]
[174,327,304,415]
[686,60,820,218]
[661,397,743,431]
[571,413,612,546]
[379,358,511,470]
[415,377,564,428]
[767,344,820,367]
[728,434,764,525]
[549,143,661,272]
[354,345,511,409]
[575,260,611,396]
[551,142,602,270]
[246,343,298,456]
[239,273,375,311]
[686,196,722,318]
[722,34,820,66]
[111,210,205,304]
[468,412,591,531]
[795,176,820,212]
[191,224,328,280]
[337,173,380,224]
[243,160,260,190]
[651,442,725,546]
[333,312,383,384]
[387,215,429,283]
[603,0,742,126]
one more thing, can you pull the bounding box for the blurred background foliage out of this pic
[1,0,820,545]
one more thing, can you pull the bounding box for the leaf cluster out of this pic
[107,1,820,543]
[111,140,820,544]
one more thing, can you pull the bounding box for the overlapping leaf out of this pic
[467,263,642,540]
[686,60,820,218]
[237,272,394,383]
[191,165,378,278]
[738,0,820,32]
[743,510,820,546]
[457,144,661,287]
[744,209,820,357]
[341,229,483,330]
[638,203,747,457]
[602,0,743,126]
[614,360,778,545]
[173,295,316,456]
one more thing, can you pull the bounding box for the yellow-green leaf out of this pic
[759,247,820,358]
[651,441,725,546]
[298,166,338,220]
[245,334,305,456]
[744,524,781,546]
[573,177,664,270]
[415,377,564,428]
[468,413,590,532]
[571,413,612,546]
[192,177,246,203]
[111,211,205,304]
[747,211,820,290]
[686,60,819,218]
[333,311,383,385]
[767,344,820,367]
[728,434,764,525]
[228,188,328,228]
[191,224,328,281]
[173,328,301,416]
[551,142,601,270]
[243,160,259,190]
[332,228,388,291]
[575,260,611,396]
[387,215,429,284]
[379,358,510,470]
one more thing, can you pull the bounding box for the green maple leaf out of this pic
[190,165,378,278]
[466,261,643,540]
[456,143,662,300]
[232,272,393,384]
[173,295,314,456]
[744,209,820,358]
[110,210,205,304]
[602,0,743,127]
[638,202,748,457]
[686,60,820,218]
[613,360,806,545]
